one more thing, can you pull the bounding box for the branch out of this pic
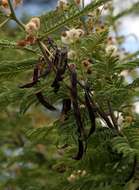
[7,0,25,30]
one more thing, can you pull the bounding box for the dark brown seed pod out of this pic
[36,92,56,111]
[61,98,71,121]
[70,67,85,160]
[85,92,96,138]
[73,139,84,160]
[61,99,71,114]
[51,48,68,92]
[47,37,57,50]
[52,48,61,68]
[20,81,37,88]
[20,63,39,88]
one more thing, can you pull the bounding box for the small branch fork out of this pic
[7,0,25,30]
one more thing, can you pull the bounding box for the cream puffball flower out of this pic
[25,17,40,35]
[57,0,68,10]
[30,17,40,29]
[58,0,67,4]
[67,174,76,182]
[61,28,84,44]
[117,114,124,126]
[105,45,118,56]
[68,50,76,60]
[81,170,87,177]
[25,22,38,34]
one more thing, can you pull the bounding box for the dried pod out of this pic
[73,139,84,160]
[70,67,85,160]
[85,92,96,138]
[60,98,71,121]
[52,48,61,67]
[36,92,56,111]
[51,48,68,92]
[20,62,39,88]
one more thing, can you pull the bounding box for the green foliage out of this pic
[0,0,139,190]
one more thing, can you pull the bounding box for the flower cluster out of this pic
[67,170,87,182]
[57,0,68,10]
[105,44,118,57]
[68,50,77,60]
[25,17,40,35]
[1,0,22,9]
[61,28,84,44]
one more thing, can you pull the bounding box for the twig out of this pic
[7,0,25,30]
[0,18,10,28]
[107,100,119,131]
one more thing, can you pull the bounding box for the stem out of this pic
[107,100,119,131]
[7,0,25,30]
[0,18,10,28]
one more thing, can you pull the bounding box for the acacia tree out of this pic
[0,0,139,189]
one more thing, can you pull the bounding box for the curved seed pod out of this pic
[52,48,61,67]
[73,139,84,160]
[51,48,68,92]
[47,37,57,50]
[20,81,37,88]
[36,92,56,111]
[70,65,84,160]
[85,92,96,138]
[70,66,84,135]
[20,63,39,88]
[61,98,71,121]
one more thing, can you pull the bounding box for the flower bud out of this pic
[25,17,40,35]
[75,0,80,5]
[68,50,76,60]
[57,0,68,10]
[13,0,22,7]
[105,45,118,57]
[81,170,87,176]
[1,0,8,8]
[67,174,76,182]
[30,17,40,29]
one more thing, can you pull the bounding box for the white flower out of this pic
[25,17,40,35]
[61,28,84,44]
[113,111,124,128]
[57,0,68,10]
[67,174,76,182]
[120,70,129,77]
[117,113,124,126]
[81,170,87,177]
[105,45,118,56]
[68,50,76,60]
[77,170,82,174]
[30,17,40,29]
[58,0,67,5]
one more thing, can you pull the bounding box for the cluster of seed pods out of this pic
[20,37,120,160]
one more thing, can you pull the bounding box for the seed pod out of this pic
[47,37,57,50]
[70,67,85,160]
[20,63,39,88]
[85,92,96,138]
[51,48,68,92]
[52,48,61,67]
[73,139,84,160]
[36,92,56,111]
[61,98,71,121]
[70,67,84,134]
